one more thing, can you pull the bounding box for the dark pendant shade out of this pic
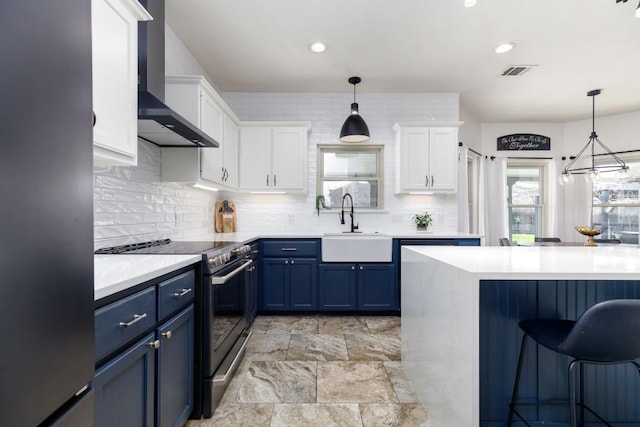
[340,77,370,143]
[340,103,370,143]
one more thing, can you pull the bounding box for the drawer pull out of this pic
[281,248,297,252]
[162,331,172,340]
[172,288,192,298]
[118,313,147,328]
[148,340,160,349]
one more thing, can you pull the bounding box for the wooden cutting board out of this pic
[214,200,237,233]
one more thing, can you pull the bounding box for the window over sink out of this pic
[317,145,384,209]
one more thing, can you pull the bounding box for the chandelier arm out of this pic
[563,139,594,172]
[593,138,627,168]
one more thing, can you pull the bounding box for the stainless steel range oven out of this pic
[95,239,254,418]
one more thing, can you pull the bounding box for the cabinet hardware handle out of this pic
[274,174,277,186]
[119,313,147,328]
[211,259,253,285]
[291,260,295,264]
[92,112,96,127]
[285,260,289,264]
[162,331,172,340]
[431,175,434,187]
[172,288,192,298]
[148,340,160,349]
[360,266,364,270]
[425,176,429,187]
[281,248,297,251]
[352,266,355,270]
[266,175,269,186]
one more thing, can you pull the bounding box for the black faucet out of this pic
[339,193,359,233]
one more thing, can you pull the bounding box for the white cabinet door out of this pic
[428,128,457,191]
[199,88,224,143]
[271,128,307,191]
[395,124,458,193]
[223,116,238,189]
[92,0,150,167]
[239,127,271,190]
[401,128,431,191]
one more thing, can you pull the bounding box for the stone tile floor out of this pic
[187,315,431,427]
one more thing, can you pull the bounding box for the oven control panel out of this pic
[207,244,251,269]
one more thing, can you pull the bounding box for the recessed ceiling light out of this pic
[309,42,326,53]
[495,42,516,54]
[464,0,477,7]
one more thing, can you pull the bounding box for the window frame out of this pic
[591,155,640,238]
[506,160,549,243]
[316,144,385,211]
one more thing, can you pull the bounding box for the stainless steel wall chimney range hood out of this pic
[137,0,218,147]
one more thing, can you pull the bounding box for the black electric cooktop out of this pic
[95,239,237,255]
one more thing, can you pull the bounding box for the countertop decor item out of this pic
[559,90,630,185]
[413,211,433,231]
[575,225,603,246]
[339,76,370,143]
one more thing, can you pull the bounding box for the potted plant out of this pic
[413,211,433,231]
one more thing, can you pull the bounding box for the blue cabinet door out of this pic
[157,305,194,427]
[261,258,288,310]
[318,264,357,311]
[289,258,318,311]
[357,264,398,311]
[94,333,155,427]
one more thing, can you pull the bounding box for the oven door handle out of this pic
[213,331,252,386]
[211,259,253,285]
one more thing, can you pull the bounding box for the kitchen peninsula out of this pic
[401,246,640,427]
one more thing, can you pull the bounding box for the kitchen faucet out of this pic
[339,193,359,233]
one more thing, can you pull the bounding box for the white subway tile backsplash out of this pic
[93,92,460,248]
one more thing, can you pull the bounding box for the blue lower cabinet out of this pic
[261,258,317,311]
[318,264,357,311]
[94,333,156,427]
[157,305,194,427]
[357,264,397,311]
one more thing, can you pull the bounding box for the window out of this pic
[317,145,384,209]
[592,158,640,241]
[507,164,545,243]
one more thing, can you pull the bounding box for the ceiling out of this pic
[166,0,640,123]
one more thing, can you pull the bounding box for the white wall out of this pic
[218,91,462,233]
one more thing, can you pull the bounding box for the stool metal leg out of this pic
[507,333,528,426]
[569,360,579,427]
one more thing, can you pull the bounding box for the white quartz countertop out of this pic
[403,245,640,280]
[94,254,201,301]
[185,231,482,244]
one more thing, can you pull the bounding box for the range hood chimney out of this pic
[137,0,218,147]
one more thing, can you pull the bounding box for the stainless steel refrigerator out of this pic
[0,1,95,425]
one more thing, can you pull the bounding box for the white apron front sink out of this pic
[321,233,392,262]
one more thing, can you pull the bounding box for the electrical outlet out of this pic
[288,213,295,224]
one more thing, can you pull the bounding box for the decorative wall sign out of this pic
[497,134,551,151]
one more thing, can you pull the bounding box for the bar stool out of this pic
[507,299,640,427]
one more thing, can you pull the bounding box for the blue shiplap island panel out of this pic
[479,279,640,426]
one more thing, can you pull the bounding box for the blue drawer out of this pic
[158,270,195,320]
[95,287,156,362]
[262,240,318,257]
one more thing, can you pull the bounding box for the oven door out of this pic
[203,257,252,417]
[206,257,252,374]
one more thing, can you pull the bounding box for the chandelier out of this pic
[559,89,629,185]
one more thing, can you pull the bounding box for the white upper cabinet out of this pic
[393,123,461,193]
[238,123,310,192]
[164,76,238,190]
[92,0,151,167]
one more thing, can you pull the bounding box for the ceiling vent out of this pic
[501,65,537,77]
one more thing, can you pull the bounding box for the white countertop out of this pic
[185,231,482,244]
[94,254,201,301]
[403,245,640,280]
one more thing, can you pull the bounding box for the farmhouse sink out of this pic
[321,232,392,262]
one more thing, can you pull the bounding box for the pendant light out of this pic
[559,89,629,185]
[340,76,370,143]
